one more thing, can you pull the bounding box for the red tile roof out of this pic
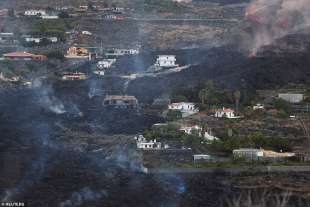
[3,51,35,57]
[216,108,234,113]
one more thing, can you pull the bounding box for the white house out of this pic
[233,148,295,161]
[82,31,92,35]
[253,103,264,110]
[215,107,235,119]
[24,10,47,16]
[97,59,116,69]
[168,102,198,117]
[179,125,218,141]
[193,154,211,162]
[278,93,304,103]
[106,48,139,56]
[233,148,264,161]
[155,55,177,68]
[25,37,58,43]
[135,135,162,150]
[41,15,59,19]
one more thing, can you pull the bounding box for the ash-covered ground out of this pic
[0,78,234,207]
[1,44,310,206]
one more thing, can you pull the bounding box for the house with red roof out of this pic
[3,51,47,61]
[215,107,235,119]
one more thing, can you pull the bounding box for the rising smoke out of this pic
[245,0,310,54]
[32,78,66,114]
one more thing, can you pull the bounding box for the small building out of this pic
[0,72,20,82]
[103,95,138,109]
[82,31,92,35]
[135,135,162,150]
[154,55,177,68]
[105,48,139,56]
[0,33,15,43]
[24,10,47,16]
[65,47,90,59]
[24,36,58,43]
[168,102,198,117]
[180,125,202,135]
[0,9,8,17]
[253,103,264,110]
[233,148,264,161]
[215,107,235,119]
[278,93,304,103]
[61,72,87,81]
[179,125,218,141]
[97,59,116,69]
[41,15,59,19]
[3,51,47,61]
[233,148,295,161]
[193,154,211,162]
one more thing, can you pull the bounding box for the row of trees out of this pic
[210,132,291,153]
[198,80,241,112]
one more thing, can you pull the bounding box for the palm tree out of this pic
[233,90,241,113]
[199,88,209,105]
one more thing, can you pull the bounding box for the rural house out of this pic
[103,95,138,109]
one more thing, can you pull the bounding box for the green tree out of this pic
[274,99,292,114]
[171,95,188,102]
[198,88,208,105]
[233,90,241,113]
[166,110,182,121]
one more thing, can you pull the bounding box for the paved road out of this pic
[144,165,310,174]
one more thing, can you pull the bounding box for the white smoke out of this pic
[32,78,66,114]
[246,0,310,54]
[59,187,107,207]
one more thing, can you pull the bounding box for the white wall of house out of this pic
[135,135,163,150]
[24,10,47,16]
[168,102,197,112]
[155,55,177,67]
[97,59,116,69]
[278,93,304,103]
[25,37,58,43]
[215,108,235,118]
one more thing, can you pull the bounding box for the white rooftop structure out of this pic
[179,125,218,141]
[24,10,47,16]
[253,103,264,110]
[193,154,211,162]
[215,107,235,119]
[25,36,58,43]
[97,59,116,69]
[135,135,162,150]
[155,55,177,68]
[278,93,304,103]
[168,102,198,117]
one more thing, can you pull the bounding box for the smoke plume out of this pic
[245,0,310,54]
[32,78,66,114]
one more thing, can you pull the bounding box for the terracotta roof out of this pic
[216,108,234,113]
[3,51,35,57]
[223,108,234,113]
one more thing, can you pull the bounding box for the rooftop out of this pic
[104,95,138,101]
[3,51,35,57]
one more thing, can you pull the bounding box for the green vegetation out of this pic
[143,123,209,152]
[143,0,186,13]
[166,110,182,121]
[274,99,292,118]
[171,95,188,102]
[173,80,252,112]
[29,19,73,41]
[210,132,292,153]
